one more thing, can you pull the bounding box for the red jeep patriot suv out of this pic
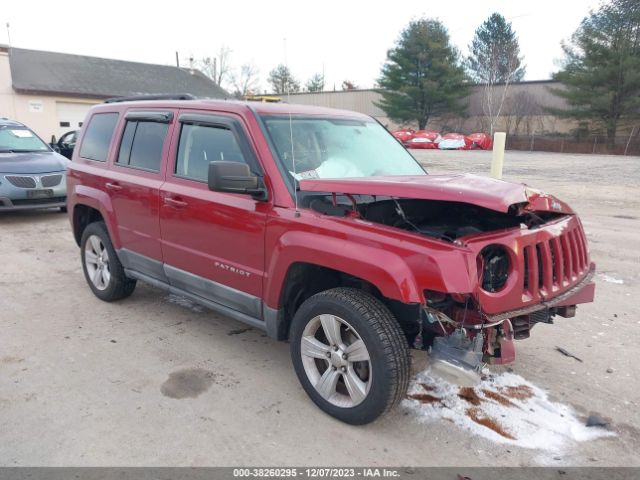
[67,95,595,424]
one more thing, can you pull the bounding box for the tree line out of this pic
[189,51,355,97]
[378,0,639,142]
[193,0,638,143]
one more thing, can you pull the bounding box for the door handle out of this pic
[105,182,123,191]
[164,197,188,208]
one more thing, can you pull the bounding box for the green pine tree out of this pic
[551,0,640,142]
[376,19,469,130]
[306,73,325,92]
[467,13,526,84]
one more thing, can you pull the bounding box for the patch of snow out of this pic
[165,294,204,313]
[403,369,614,452]
[599,274,624,284]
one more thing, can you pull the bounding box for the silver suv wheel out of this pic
[300,314,372,408]
[84,234,111,291]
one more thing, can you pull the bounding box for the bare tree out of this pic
[197,46,233,88]
[341,80,358,90]
[507,91,541,135]
[481,70,520,135]
[232,64,260,98]
[467,14,526,134]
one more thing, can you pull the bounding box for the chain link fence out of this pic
[505,132,640,156]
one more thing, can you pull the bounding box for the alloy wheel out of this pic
[84,234,111,291]
[300,314,372,408]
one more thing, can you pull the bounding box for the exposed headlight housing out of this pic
[478,245,510,292]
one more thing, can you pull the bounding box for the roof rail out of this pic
[104,93,197,104]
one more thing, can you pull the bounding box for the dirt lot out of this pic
[1,150,638,466]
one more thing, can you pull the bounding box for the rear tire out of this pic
[80,221,136,301]
[290,287,410,425]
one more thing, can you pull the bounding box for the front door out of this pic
[159,111,268,319]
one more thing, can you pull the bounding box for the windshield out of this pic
[0,127,50,152]
[260,115,426,180]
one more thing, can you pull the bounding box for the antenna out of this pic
[284,37,300,217]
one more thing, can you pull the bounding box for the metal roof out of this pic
[8,47,228,99]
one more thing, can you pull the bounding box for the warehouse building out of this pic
[0,45,227,142]
[280,81,578,135]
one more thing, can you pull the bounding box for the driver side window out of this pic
[175,124,248,182]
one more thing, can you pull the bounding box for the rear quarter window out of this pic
[79,113,119,161]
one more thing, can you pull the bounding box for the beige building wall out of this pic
[283,84,582,135]
[0,50,100,141]
[281,90,395,128]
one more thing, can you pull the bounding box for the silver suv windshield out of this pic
[0,126,50,153]
[260,115,425,180]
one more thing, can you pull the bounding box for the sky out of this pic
[1,0,600,93]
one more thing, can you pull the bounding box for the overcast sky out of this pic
[2,0,599,93]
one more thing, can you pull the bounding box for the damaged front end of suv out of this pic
[299,174,596,385]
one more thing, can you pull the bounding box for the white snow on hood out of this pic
[404,369,614,451]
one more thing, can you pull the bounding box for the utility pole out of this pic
[6,23,10,46]
[175,51,180,68]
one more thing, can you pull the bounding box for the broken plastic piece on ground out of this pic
[586,414,608,427]
[431,358,481,386]
[555,346,583,362]
[430,329,484,386]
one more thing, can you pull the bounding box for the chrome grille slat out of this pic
[5,175,36,188]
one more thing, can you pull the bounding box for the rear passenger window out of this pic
[176,124,247,182]
[116,121,168,172]
[79,113,119,161]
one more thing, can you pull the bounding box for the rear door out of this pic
[106,109,175,276]
[159,110,269,319]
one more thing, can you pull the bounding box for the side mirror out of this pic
[208,161,267,200]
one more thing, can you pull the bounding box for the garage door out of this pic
[55,102,95,139]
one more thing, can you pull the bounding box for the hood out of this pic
[0,151,70,174]
[298,174,574,214]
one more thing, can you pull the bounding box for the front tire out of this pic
[80,221,136,301]
[290,287,410,425]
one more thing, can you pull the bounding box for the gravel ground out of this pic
[0,150,638,466]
